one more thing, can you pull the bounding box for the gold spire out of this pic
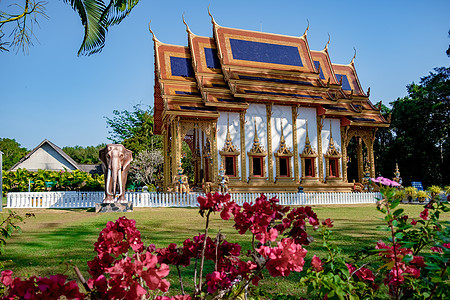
[302,120,316,155]
[221,113,239,153]
[250,119,265,153]
[277,119,291,155]
[326,121,340,156]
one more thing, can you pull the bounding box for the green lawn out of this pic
[0,203,444,296]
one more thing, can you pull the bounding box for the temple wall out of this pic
[297,107,318,179]
[321,118,342,180]
[271,105,293,180]
[245,104,268,179]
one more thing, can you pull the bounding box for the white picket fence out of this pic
[6,191,382,209]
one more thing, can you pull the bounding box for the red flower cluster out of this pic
[1,271,84,300]
[155,295,192,300]
[257,238,307,277]
[86,217,170,299]
[311,255,323,272]
[197,192,235,216]
[346,263,375,281]
[375,241,424,293]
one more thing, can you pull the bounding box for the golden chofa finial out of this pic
[350,47,357,64]
[367,87,371,97]
[303,19,310,37]
[182,12,192,34]
[323,33,331,51]
[207,4,217,25]
[148,20,159,42]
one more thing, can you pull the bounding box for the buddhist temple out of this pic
[152,13,389,193]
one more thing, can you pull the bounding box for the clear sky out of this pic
[1,0,449,150]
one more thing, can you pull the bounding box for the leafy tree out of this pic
[62,144,105,164]
[386,67,449,186]
[0,138,28,171]
[105,103,162,154]
[1,0,140,55]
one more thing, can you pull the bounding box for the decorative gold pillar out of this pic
[370,128,377,178]
[163,126,169,189]
[212,120,219,181]
[266,104,274,183]
[368,141,375,178]
[317,117,324,183]
[357,137,363,183]
[171,120,178,184]
[341,126,348,182]
[240,112,247,183]
[292,106,299,183]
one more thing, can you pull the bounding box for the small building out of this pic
[152,15,389,193]
[9,139,101,174]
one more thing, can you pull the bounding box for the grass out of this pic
[0,203,446,297]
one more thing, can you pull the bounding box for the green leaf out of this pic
[391,199,400,209]
[393,208,404,216]
[395,232,404,239]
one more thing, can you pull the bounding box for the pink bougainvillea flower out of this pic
[371,177,401,187]
[311,255,323,272]
[411,219,417,225]
[431,246,443,253]
[257,238,307,277]
[419,208,429,220]
[1,270,13,286]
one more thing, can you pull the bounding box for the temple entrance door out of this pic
[346,136,368,183]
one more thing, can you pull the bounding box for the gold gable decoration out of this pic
[249,120,267,155]
[220,114,240,155]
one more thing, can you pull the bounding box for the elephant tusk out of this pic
[118,169,123,197]
[106,169,114,196]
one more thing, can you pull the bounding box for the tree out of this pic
[0,138,28,171]
[386,67,449,186]
[0,0,47,53]
[62,144,105,164]
[129,149,163,187]
[105,103,162,154]
[1,1,140,55]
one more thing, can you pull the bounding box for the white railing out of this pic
[6,191,382,209]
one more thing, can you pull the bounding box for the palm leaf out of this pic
[101,0,140,27]
[62,0,107,56]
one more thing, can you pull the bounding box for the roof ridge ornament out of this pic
[207,5,217,25]
[323,33,331,51]
[148,20,159,43]
[182,12,192,34]
[350,47,357,65]
[302,19,310,37]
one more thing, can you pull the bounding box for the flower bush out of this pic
[0,184,448,299]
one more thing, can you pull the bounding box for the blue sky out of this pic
[1,0,449,150]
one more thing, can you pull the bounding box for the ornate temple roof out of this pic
[153,16,389,133]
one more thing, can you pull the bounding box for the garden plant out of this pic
[0,177,448,299]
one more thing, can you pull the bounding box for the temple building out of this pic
[152,14,389,193]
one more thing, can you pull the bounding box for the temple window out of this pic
[248,120,267,181]
[252,157,264,176]
[304,158,315,177]
[224,156,236,176]
[219,114,240,179]
[324,122,342,182]
[274,121,293,181]
[300,121,319,182]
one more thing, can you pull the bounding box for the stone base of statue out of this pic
[95,202,133,213]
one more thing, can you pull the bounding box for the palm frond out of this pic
[63,0,140,56]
